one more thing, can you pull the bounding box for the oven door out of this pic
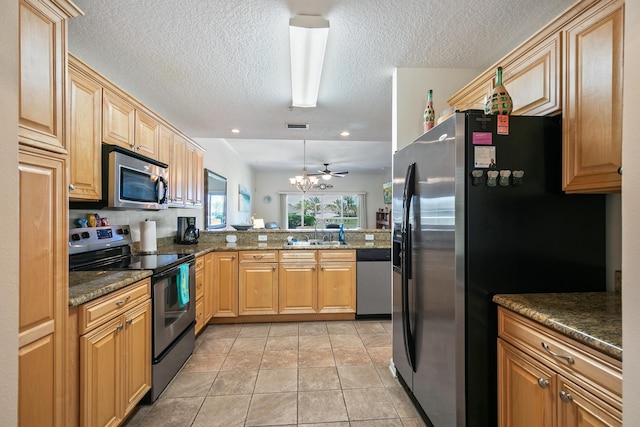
[151,260,196,359]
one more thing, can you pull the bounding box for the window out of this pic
[285,193,365,229]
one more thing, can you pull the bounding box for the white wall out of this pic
[195,138,255,227]
[1,0,19,424]
[622,0,640,420]
[253,169,391,229]
[392,68,482,152]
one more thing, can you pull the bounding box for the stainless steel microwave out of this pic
[105,145,168,210]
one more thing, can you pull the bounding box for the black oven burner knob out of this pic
[123,228,129,235]
[81,232,90,239]
[116,228,123,234]
[71,233,80,241]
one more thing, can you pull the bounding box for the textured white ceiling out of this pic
[68,0,576,173]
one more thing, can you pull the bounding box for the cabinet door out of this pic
[318,262,356,314]
[498,339,555,427]
[239,263,278,315]
[503,32,561,116]
[122,301,151,417]
[204,253,214,322]
[562,0,623,193]
[134,110,159,159]
[19,148,67,427]
[212,252,239,317]
[80,317,122,427]
[557,376,621,427]
[279,263,318,314]
[18,0,66,152]
[194,147,204,206]
[68,68,102,200]
[103,89,135,150]
[170,134,187,206]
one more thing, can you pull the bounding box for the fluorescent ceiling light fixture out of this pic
[340,131,350,136]
[289,15,330,108]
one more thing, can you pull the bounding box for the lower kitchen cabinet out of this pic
[317,250,356,314]
[78,279,151,427]
[279,251,318,315]
[239,251,279,315]
[211,251,239,318]
[497,307,621,427]
[194,255,206,334]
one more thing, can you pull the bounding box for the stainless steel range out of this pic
[69,225,196,402]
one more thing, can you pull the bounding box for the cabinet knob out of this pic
[559,390,573,403]
[618,166,623,175]
[69,184,76,191]
[125,318,133,325]
[537,378,549,388]
[116,324,124,331]
[115,296,131,307]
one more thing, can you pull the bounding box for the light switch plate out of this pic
[258,235,268,241]
[365,234,374,241]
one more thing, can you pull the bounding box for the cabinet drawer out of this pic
[195,256,205,272]
[195,267,204,300]
[279,250,317,262]
[79,278,151,334]
[318,249,356,262]
[498,308,621,406]
[239,251,278,263]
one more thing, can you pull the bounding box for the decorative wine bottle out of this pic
[423,89,435,132]
[485,67,513,115]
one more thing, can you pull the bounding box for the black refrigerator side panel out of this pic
[463,113,606,427]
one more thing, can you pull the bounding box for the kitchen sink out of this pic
[283,240,350,248]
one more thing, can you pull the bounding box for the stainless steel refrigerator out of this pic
[391,111,606,427]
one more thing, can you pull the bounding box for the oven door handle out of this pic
[153,262,190,280]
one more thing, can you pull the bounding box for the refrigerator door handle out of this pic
[401,163,416,372]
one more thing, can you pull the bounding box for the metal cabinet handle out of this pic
[312,266,316,271]
[541,342,574,364]
[231,255,236,260]
[69,184,76,190]
[254,255,263,259]
[618,166,623,175]
[125,318,133,325]
[537,378,549,388]
[116,324,124,331]
[320,266,325,270]
[559,390,573,403]
[115,296,131,307]
[272,266,276,271]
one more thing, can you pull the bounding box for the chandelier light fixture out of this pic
[289,14,330,108]
[289,140,319,192]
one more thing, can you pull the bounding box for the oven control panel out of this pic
[69,225,132,254]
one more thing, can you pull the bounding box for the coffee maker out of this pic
[176,217,200,244]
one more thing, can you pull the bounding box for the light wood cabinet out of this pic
[239,251,279,316]
[19,146,68,427]
[204,253,214,322]
[102,89,135,151]
[279,251,318,315]
[18,0,79,153]
[194,256,206,334]
[68,61,102,201]
[79,280,151,427]
[185,141,204,207]
[317,250,356,314]
[158,127,187,206]
[211,252,239,318]
[134,110,160,159]
[562,0,623,193]
[497,307,621,427]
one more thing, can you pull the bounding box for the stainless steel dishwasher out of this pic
[356,248,392,318]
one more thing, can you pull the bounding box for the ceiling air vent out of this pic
[286,123,310,130]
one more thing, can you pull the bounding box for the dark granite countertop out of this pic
[493,292,622,361]
[69,270,153,307]
[69,235,391,307]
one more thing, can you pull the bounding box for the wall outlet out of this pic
[258,242,267,248]
[365,234,374,241]
[258,235,268,241]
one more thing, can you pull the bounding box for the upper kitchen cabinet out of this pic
[185,141,204,207]
[68,56,102,201]
[159,128,187,207]
[19,0,82,154]
[103,88,160,160]
[562,0,624,193]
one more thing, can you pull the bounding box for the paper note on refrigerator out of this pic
[474,146,496,168]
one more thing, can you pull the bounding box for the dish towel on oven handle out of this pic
[177,263,190,308]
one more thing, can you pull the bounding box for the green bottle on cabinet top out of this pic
[423,89,435,132]
[485,67,513,115]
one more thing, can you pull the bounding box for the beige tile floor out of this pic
[123,320,427,427]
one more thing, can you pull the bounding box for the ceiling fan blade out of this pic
[332,171,349,177]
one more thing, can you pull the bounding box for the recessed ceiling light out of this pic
[231,129,240,133]
[340,131,350,137]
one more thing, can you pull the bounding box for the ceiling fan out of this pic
[309,163,349,179]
